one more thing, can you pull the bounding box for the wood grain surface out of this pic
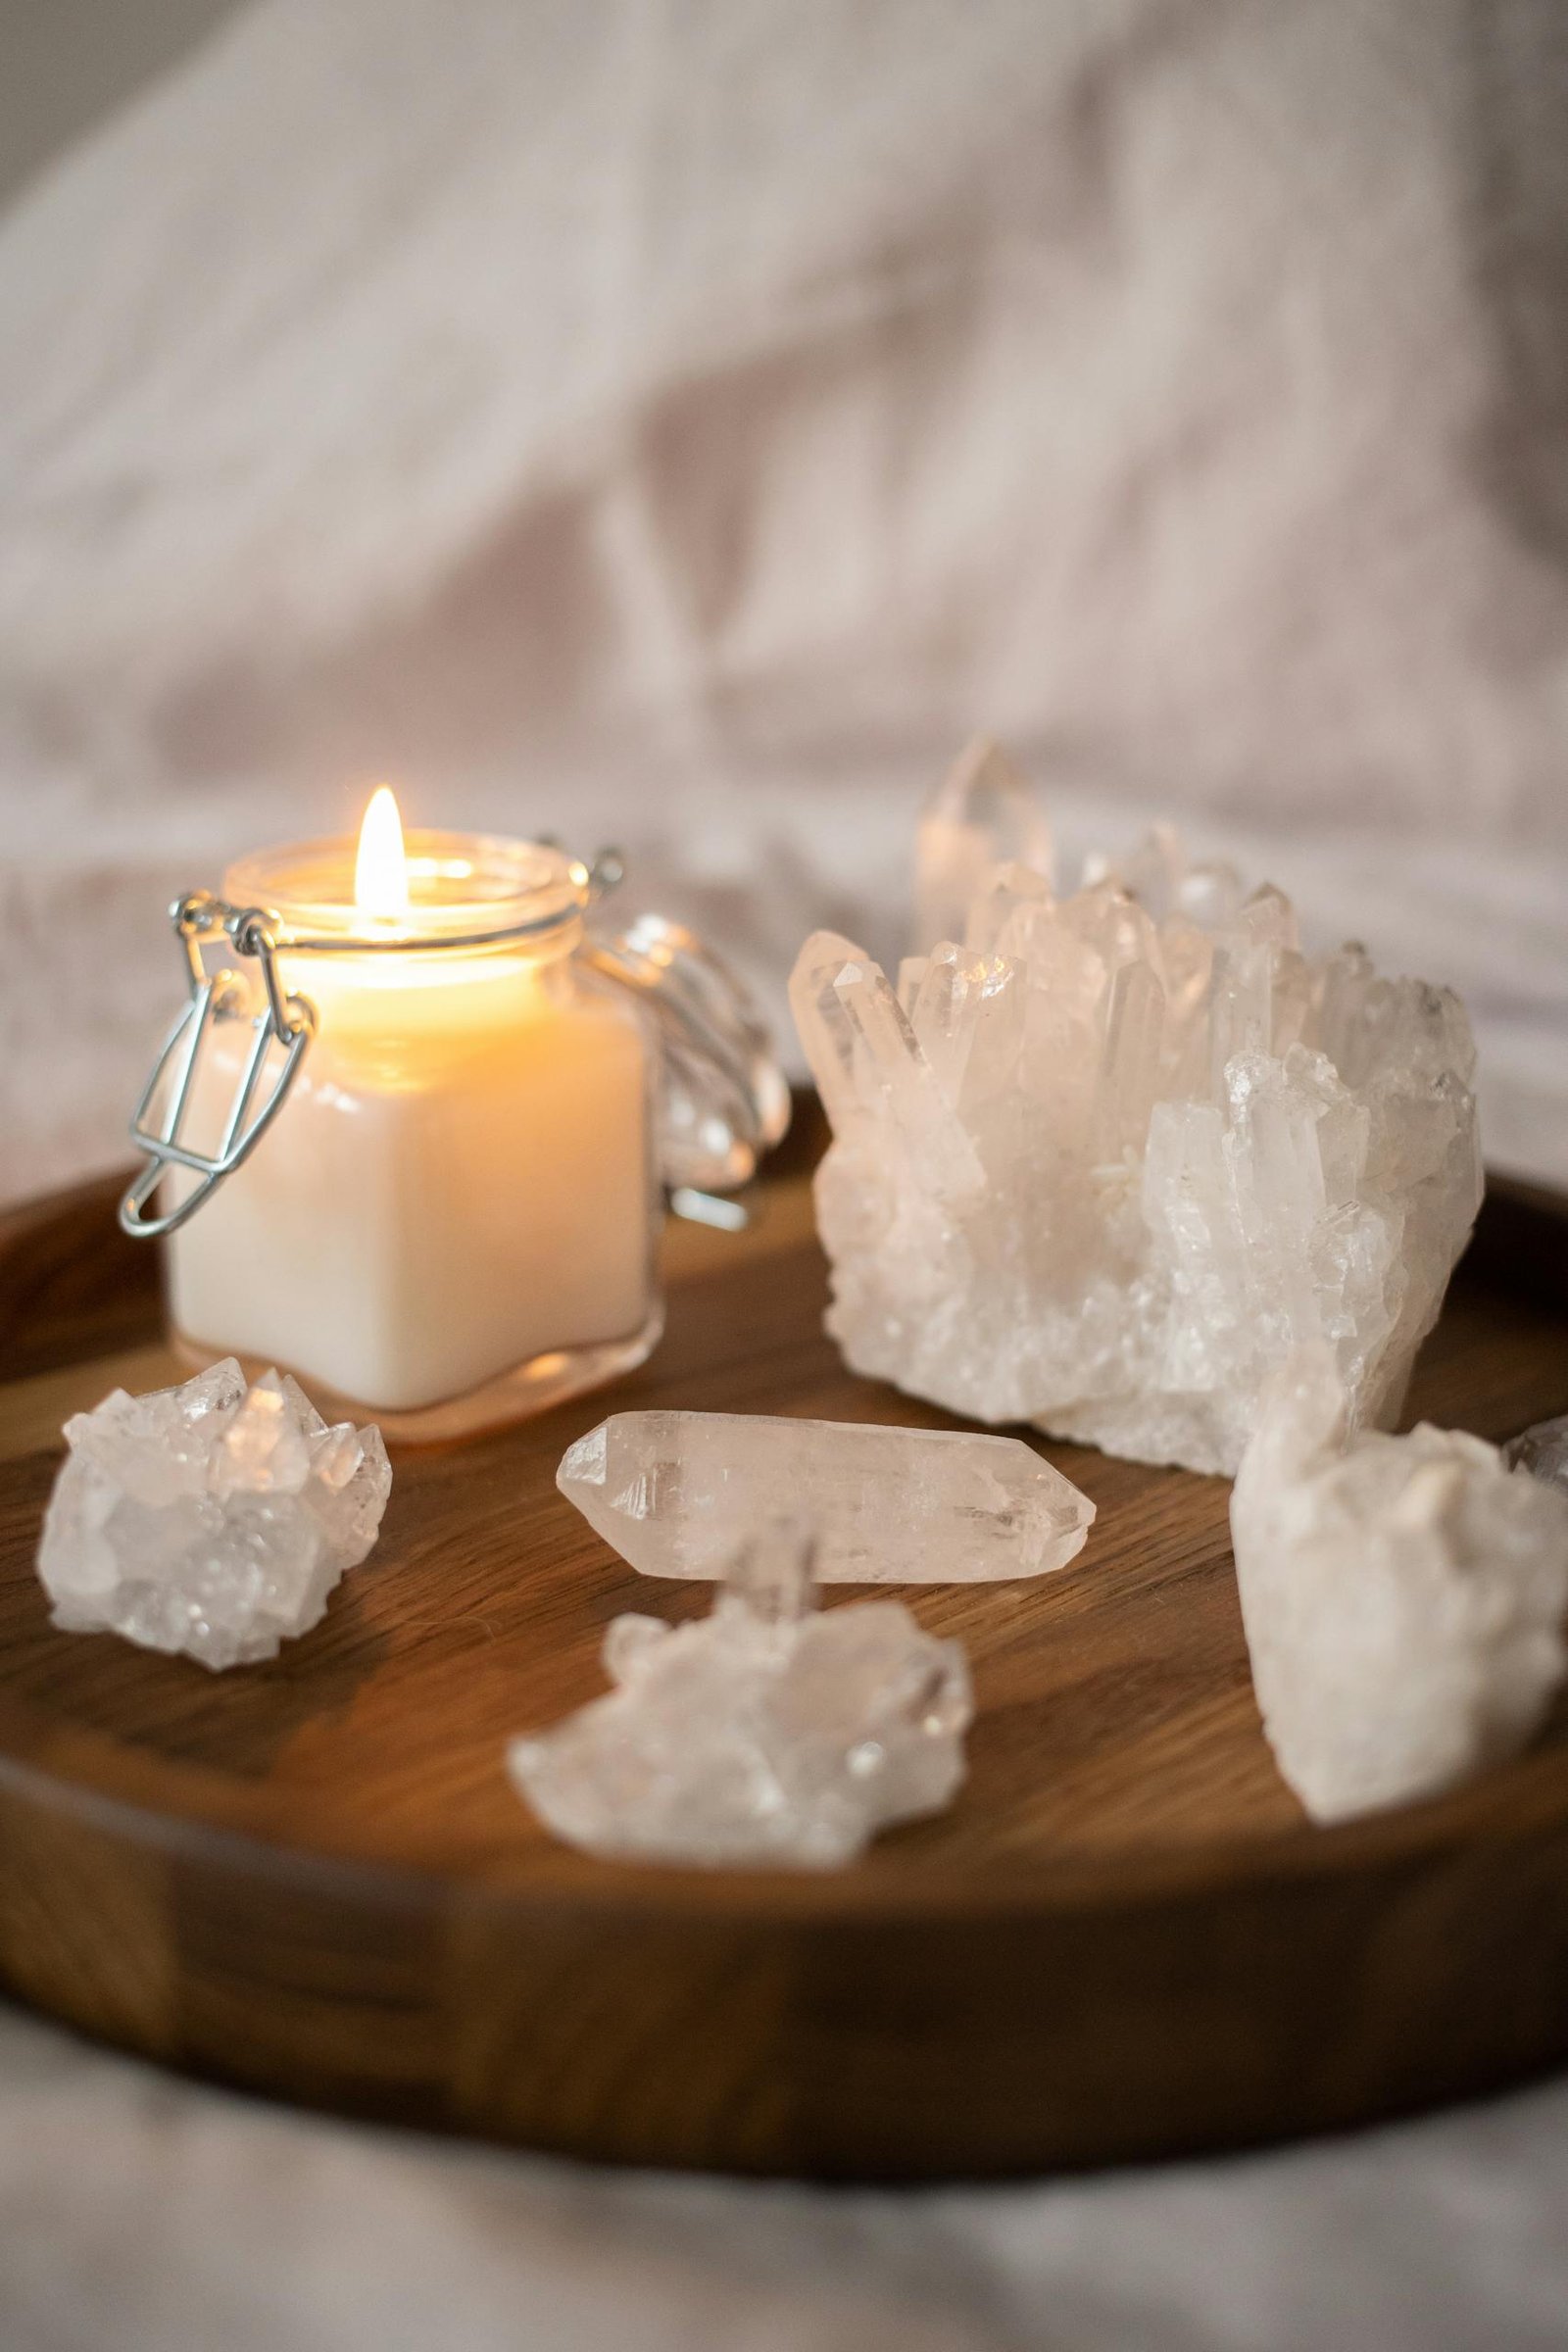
[0,1138,1566,2179]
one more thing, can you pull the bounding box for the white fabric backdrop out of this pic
[4,1996,1568,2352]
[1,0,1566,1201]
[3,7,1568,2348]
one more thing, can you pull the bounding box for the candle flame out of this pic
[355,785,410,921]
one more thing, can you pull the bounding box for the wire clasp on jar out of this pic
[119,892,317,1241]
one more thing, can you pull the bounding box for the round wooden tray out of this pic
[1,1138,1567,2180]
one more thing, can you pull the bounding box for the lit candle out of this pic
[164,793,658,1437]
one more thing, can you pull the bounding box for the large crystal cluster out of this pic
[793,740,1483,1474]
[1231,1351,1568,1823]
[510,1526,972,1868]
[558,1409,1093,1582]
[37,1360,391,1668]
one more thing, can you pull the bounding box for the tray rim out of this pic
[3,1152,1568,2178]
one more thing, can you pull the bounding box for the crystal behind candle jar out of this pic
[165,831,661,1440]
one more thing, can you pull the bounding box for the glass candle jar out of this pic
[122,816,784,1441]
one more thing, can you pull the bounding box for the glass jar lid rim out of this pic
[222,828,589,953]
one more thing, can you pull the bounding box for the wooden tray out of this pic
[1,1131,1567,2180]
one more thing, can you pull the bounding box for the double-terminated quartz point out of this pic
[37,1359,391,1669]
[558,1410,1094,1582]
[510,1523,972,1868]
[1231,1350,1568,1824]
[793,739,1483,1475]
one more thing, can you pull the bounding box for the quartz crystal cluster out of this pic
[793,739,1483,1474]
[558,1409,1093,1582]
[1231,1350,1568,1824]
[510,1525,972,1867]
[37,1359,391,1668]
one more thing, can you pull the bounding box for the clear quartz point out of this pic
[1506,1417,1568,1495]
[964,862,1053,956]
[793,760,1483,1475]
[1231,1349,1568,1824]
[508,1522,973,1869]
[1236,882,1299,953]
[1117,824,1187,922]
[913,736,1054,953]
[789,929,985,1201]
[1097,958,1166,1160]
[557,1410,1095,1583]
[36,1360,391,1668]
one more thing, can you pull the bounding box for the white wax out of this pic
[168,946,652,1412]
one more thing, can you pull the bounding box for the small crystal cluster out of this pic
[510,1526,972,1867]
[1231,1350,1568,1823]
[37,1360,391,1668]
[793,739,1483,1474]
[558,1409,1094,1582]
